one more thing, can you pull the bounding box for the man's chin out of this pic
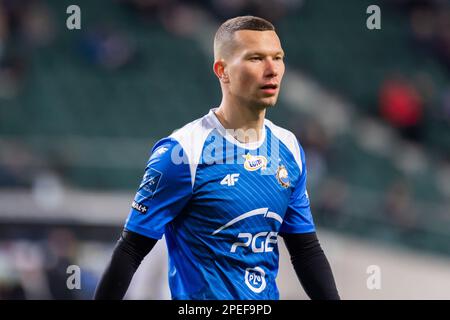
[258,97,278,109]
[244,96,278,110]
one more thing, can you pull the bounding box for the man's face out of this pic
[224,30,285,109]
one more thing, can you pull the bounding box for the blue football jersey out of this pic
[125,108,315,300]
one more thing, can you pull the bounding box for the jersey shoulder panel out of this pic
[169,113,216,186]
[264,118,303,173]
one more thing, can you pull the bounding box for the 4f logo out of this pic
[221,173,240,186]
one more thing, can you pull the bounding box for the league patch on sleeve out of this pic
[135,168,162,202]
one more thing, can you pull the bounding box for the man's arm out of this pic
[93,138,191,299]
[93,229,157,300]
[281,232,340,300]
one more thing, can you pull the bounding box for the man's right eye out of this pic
[249,57,262,61]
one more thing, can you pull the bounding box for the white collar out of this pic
[207,108,266,150]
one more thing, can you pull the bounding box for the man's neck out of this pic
[214,100,266,144]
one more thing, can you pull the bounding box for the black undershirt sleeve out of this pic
[93,229,157,300]
[281,232,340,300]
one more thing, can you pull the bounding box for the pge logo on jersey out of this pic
[245,267,266,293]
[212,208,283,254]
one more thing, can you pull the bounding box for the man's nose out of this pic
[264,58,278,78]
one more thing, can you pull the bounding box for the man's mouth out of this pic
[260,84,278,95]
[260,84,278,90]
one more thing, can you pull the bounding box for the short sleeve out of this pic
[279,143,316,234]
[124,137,192,239]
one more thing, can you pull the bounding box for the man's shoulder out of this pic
[264,118,303,171]
[169,112,215,148]
[264,118,298,143]
[150,111,216,165]
[170,114,212,139]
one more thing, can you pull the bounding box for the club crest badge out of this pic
[276,165,290,188]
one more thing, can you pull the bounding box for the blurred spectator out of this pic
[0,3,9,60]
[79,27,136,70]
[408,1,450,68]
[433,8,450,68]
[19,1,55,48]
[379,74,424,142]
[441,86,450,123]
[12,241,52,299]
[315,177,348,226]
[0,140,35,188]
[383,179,417,230]
[160,4,203,37]
[44,228,79,299]
[436,159,450,200]
[294,118,330,189]
[31,170,65,211]
[0,54,25,99]
[0,0,53,99]
[0,244,25,299]
[0,228,118,300]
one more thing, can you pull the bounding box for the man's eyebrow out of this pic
[245,50,285,56]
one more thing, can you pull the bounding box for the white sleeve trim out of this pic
[170,116,215,188]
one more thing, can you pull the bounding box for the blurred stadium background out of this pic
[0,0,449,299]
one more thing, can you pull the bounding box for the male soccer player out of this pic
[94,16,340,300]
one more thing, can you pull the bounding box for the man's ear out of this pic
[213,60,229,83]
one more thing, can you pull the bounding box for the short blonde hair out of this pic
[214,16,275,60]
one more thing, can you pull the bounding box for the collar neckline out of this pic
[208,107,266,150]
